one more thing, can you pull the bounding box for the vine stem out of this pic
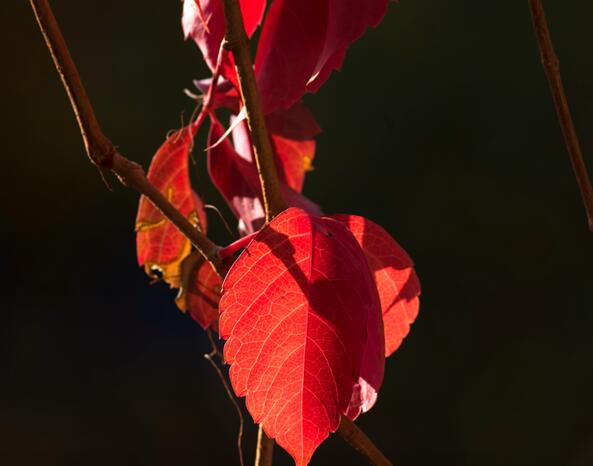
[528,0,593,232]
[28,0,222,269]
[218,2,394,466]
[338,417,393,466]
[221,0,288,221]
[254,426,274,466]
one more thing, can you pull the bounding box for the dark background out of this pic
[2,1,593,465]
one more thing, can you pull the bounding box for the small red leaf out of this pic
[136,128,206,287]
[254,0,329,113]
[182,0,265,84]
[219,208,381,466]
[254,0,390,112]
[176,251,222,330]
[208,116,322,234]
[307,0,389,92]
[332,214,421,356]
[231,103,320,193]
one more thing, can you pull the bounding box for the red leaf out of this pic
[254,0,329,113]
[254,0,390,112]
[182,0,265,84]
[231,103,320,193]
[176,251,222,330]
[332,215,421,356]
[136,128,207,288]
[219,208,381,465]
[207,116,322,234]
[307,0,389,92]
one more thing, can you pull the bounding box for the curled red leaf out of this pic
[176,251,222,330]
[136,128,207,288]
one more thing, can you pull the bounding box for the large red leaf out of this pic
[219,208,381,465]
[136,128,207,288]
[232,102,321,193]
[207,116,322,234]
[332,214,421,356]
[176,251,222,330]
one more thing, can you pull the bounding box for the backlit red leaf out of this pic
[254,0,390,112]
[231,103,320,193]
[176,251,222,330]
[136,128,207,288]
[307,0,389,92]
[207,116,322,234]
[332,214,421,356]
[254,0,329,112]
[182,0,265,84]
[219,208,381,465]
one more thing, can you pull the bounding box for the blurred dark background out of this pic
[2,1,593,465]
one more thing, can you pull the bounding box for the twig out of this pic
[205,329,245,466]
[528,0,593,232]
[338,417,393,466]
[29,0,222,268]
[254,426,274,466]
[221,0,287,221]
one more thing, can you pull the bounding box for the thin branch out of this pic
[221,0,287,221]
[205,329,246,466]
[338,417,393,466]
[254,426,274,466]
[29,0,222,269]
[528,0,593,232]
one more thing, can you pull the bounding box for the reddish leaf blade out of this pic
[267,103,321,192]
[208,116,322,234]
[232,104,320,193]
[136,128,207,287]
[332,214,421,356]
[219,208,380,465]
[254,0,329,112]
[182,0,265,83]
[176,251,221,330]
[254,0,390,112]
[307,0,389,92]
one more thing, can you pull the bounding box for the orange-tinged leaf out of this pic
[332,214,421,356]
[136,128,207,288]
[231,102,320,193]
[176,251,221,330]
[219,208,381,465]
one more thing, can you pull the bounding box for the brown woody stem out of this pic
[221,0,288,221]
[29,0,221,269]
[528,0,593,232]
[254,426,274,466]
[338,417,393,466]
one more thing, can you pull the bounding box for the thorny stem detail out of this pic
[528,0,593,232]
[221,0,288,222]
[29,0,222,270]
